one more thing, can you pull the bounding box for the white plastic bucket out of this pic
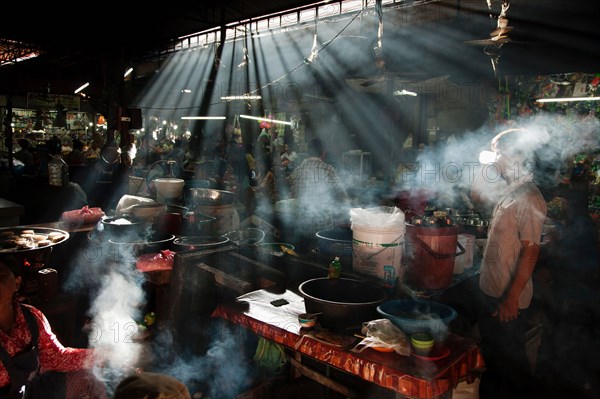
[352,225,405,288]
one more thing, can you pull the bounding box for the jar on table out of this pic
[48,154,69,187]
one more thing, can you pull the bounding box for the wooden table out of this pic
[212,289,484,399]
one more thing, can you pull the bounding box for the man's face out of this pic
[495,150,523,181]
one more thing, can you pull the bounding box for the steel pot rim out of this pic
[298,277,387,306]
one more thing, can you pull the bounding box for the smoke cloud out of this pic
[62,229,256,397]
[392,112,599,209]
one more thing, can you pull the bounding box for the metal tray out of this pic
[0,226,70,254]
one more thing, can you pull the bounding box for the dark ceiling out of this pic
[0,1,320,57]
[1,0,599,96]
[0,1,323,93]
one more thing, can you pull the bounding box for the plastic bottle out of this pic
[328,256,341,279]
[48,154,69,187]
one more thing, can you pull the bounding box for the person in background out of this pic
[476,128,547,399]
[47,136,62,157]
[167,138,186,178]
[289,137,349,246]
[14,139,34,167]
[257,157,277,208]
[242,143,259,216]
[64,139,85,166]
[256,128,271,163]
[109,144,136,204]
[534,175,600,398]
[82,140,101,160]
[13,139,35,175]
[280,142,297,174]
[213,143,228,190]
[0,254,107,399]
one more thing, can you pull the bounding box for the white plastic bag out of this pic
[115,195,156,217]
[349,206,405,229]
[351,319,411,356]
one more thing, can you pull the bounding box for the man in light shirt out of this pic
[477,128,547,399]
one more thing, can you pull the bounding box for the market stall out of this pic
[212,288,484,399]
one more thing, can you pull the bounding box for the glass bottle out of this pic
[48,154,69,187]
[328,256,341,279]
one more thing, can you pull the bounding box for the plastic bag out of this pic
[232,114,243,144]
[350,206,405,229]
[253,337,287,372]
[114,195,157,217]
[351,319,411,356]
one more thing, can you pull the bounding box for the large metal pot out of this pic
[186,188,237,207]
[298,277,387,331]
[315,226,352,257]
[109,233,175,257]
[186,189,239,235]
[172,235,229,252]
[100,216,145,238]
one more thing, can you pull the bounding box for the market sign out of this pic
[26,93,80,111]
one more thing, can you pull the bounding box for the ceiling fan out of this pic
[464,1,513,47]
[353,71,427,88]
[345,74,450,95]
[464,1,517,75]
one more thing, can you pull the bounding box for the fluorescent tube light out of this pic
[393,89,418,96]
[221,95,262,100]
[181,116,226,120]
[74,82,90,94]
[240,114,292,126]
[124,67,133,78]
[536,96,600,103]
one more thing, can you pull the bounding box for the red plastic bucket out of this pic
[406,225,465,290]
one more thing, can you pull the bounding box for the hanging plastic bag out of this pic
[253,337,287,372]
[350,206,405,229]
[232,114,243,144]
[351,319,411,356]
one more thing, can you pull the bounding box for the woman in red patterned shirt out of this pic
[0,254,107,399]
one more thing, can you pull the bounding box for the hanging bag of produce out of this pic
[233,114,243,145]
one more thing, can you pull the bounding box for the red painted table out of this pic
[212,289,484,399]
